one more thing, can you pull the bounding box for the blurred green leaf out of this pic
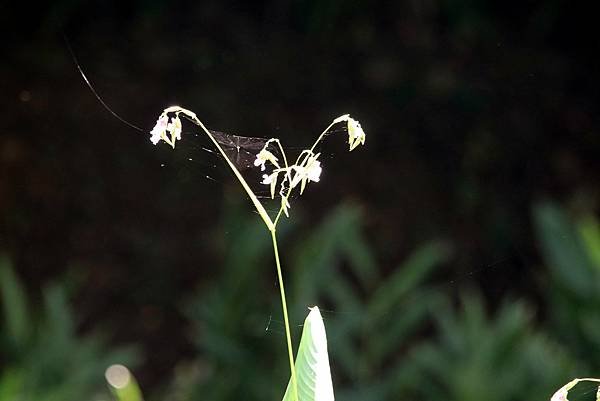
[406,292,575,401]
[533,201,595,296]
[367,240,451,319]
[0,255,30,350]
[579,214,600,270]
[533,200,600,367]
[0,256,139,401]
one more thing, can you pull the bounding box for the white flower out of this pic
[150,115,168,145]
[149,114,182,148]
[262,173,275,185]
[283,153,323,195]
[254,149,280,171]
[331,114,366,151]
[262,172,279,198]
[167,116,182,142]
[306,160,322,182]
[347,117,366,151]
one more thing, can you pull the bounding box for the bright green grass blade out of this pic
[282,306,334,401]
[105,365,143,401]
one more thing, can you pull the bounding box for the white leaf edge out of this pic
[281,306,334,401]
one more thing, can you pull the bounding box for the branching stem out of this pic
[154,107,363,401]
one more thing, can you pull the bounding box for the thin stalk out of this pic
[271,230,298,401]
[194,117,275,231]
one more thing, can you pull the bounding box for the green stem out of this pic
[194,117,275,231]
[271,229,298,401]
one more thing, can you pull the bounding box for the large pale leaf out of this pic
[282,306,334,401]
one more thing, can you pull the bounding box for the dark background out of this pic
[1,1,599,399]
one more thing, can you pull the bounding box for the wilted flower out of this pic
[254,149,280,171]
[150,115,168,145]
[297,154,322,194]
[150,114,182,148]
[262,172,279,198]
[306,160,322,182]
[347,118,366,151]
[332,114,366,151]
[167,116,182,142]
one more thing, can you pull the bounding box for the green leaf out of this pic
[533,201,595,296]
[368,240,451,319]
[578,214,600,270]
[282,307,334,401]
[0,255,30,350]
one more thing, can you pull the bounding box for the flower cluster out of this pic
[150,113,182,148]
[149,106,366,221]
[259,150,323,216]
[256,114,365,217]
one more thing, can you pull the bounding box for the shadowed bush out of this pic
[0,256,138,401]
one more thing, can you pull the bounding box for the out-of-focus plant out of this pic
[174,203,451,401]
[180,206,286,401]
[150,106,366,400]
[110,307,333,401]
[406,292,575,401]
[533,201,600,368]
[289,205,452,401]
[0,255,138,401]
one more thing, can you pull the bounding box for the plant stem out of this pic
[185,109,275,231]
[271,229,298,401]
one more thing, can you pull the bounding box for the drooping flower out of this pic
[332,114,366,151]
[347,118,366,151]
[150,115,168,145]
[167,116,182,142]
[262,172,279,198]
[149,114,183,148]
[254,149,280,171]
[306,159,322,182]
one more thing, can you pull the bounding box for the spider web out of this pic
[163,122,349,201]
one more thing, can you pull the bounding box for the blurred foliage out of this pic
[0,256,138,401]
[288,206,452,401]
[533,201,600,368]
[406,292,574,401]
[179,202,284,401]
[168,201,593,401]
[3,199,599,401]
[172,203,453,401]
